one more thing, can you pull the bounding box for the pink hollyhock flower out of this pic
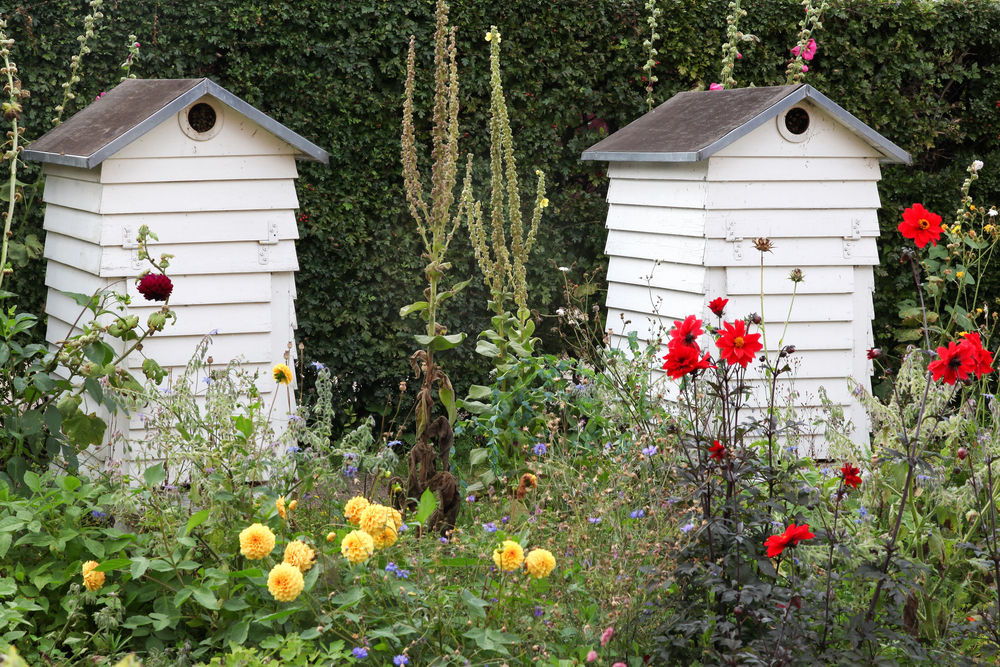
[803,38,817,60]
[601,627,614,646]
[801,65,809,73]
[709,83,723,91]
[587,651,598,662]
[736,52,742,59]
[613,664,627,667]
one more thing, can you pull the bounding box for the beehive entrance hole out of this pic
[188,103,217,133]
[784,107,809,135]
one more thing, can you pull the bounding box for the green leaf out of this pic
[413,332,466,351]
[184,509,210,536]
[93,558,132,573]
[329,586,364,607]
[227,620,250,646]
[460,400,492,416]
[475,339,502,358]
[467,384,492,400]
[190,586,220,610]
[143,463,166,487]
[61,475,81,492]
[461,589,489,619]
[303,562,321,592]
[82,538,105,559]
[131,557,150,580]
[21,471,41,495]
[439,386,456,424]
[0,534,11,559]
[399,301,428,318]
[415,487,437,526]
[62,411,106,448]
[0,577,15,596]
[469,448,489,466]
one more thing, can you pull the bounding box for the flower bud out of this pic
[958,447,968,460]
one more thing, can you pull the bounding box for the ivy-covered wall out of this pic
[6,0,1000,434]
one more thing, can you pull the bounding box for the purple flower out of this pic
[92,510,106,519]
[466,495,476,502]
[396,569,410,579]
[311,361,326,371]
[399,523,408,532]
[388,440,402,448]
[641,445,658,457]
[680,522,696,533]
[483,522,497,533]
[344,466,358,478]
[352,647,368,659]
[630,509,645,519]
[588,517,601,524]
[534,606,544,617]
[385,562,398,574]
[709,83,724,91]
[439,537,448,544]
[501,516,509,524]
[287,446,301,454]
[393,655,409,666]
[533,442,547,455]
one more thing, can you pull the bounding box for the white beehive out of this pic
[582,85,910,457]
[25,78,328,471]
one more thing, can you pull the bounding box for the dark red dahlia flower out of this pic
[662,344,714,379]
[840,463,862,489]
[708,297,728,318]
[137,273,173,302]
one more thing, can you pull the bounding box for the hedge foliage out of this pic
[4,0,1000,435]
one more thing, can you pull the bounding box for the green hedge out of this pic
[5,0,1000,436]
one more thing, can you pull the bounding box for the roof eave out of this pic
[24,79,330,168]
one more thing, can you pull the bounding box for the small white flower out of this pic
[990,208,998,218]
[558,267,570,272]
[556,308,566,316]
[973,160,984,171]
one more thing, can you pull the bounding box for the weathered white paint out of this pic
[100,154,298,184]
[125,333,274,368]
[101,210,299,247]
[99,240,299,277]
[599,100,887,456]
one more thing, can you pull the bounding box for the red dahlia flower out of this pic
[959,332,994,378]
[662,344,714,379]
[708,440,726,461]
[928,340,976,385]
[866,348,882,360]
[764,523,815,558]
[667,315,704,350]
[897,203,942,248]
[708,297,728,318]
[715,319,763,368]
[137,273,173,302]
[840,463,862,489]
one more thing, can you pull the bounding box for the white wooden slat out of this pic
[706,208,880,239]
[128,302,272,336]
[606,256,706,293]
[99,240,299,277]
[99,179,300,214]
[726,293,855,323]
[43,231,102,275]
[43,163,102,183]
[271,273,298,390]
[45,313,84,345]
[608,161,708,181]
[43,176,103,213]
[45,292,99,338]
[606,282,705,321]
[714,103,884,160]
[605,229,705,265]
[606,204,706,237]
[707,157,881,182]
[111,102,297,160]
[704,237,879,267]
[42,204,104,244]
[639,363,857,405]
[725,266,855,295]
[607,179,707,208]
[125,272,272,306]
[101,209,299,246]
[45,260,106,294]
[606,308,855,351]
[706,180,881,210]
[100,154,299,184]
[125,332,274,368]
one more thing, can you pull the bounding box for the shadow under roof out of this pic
[582,84,909,165]
[24,78,329,169]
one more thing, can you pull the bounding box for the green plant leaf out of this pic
[461,589,489,619]
[21,471,41,495]
[475,339,501,358]
[329,586,364,607]
[439,386,456,424]
[399,301,428,318]
[469,448,489,466]
[184,510,210,537]
[413,332,466,351]
[191,586,220,610]
[415,488,437,526]
[143,463,166,487]
[62,411,106,448]
[131,557,150,580]
[93,558,132,573]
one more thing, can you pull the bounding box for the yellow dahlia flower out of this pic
[341,530,375,564]
[283,540,316,572]
[267,562,305,602]
[388,507,403,530]
[370,526,398,550]
[272,364,294,385]
[81,560,105,592]
[525,548,557,579]
[359,503,394,535]
[276,496,287,520]
[239,523,276,560]
[492,540,525,572]
[326,531,337,542]
[344,496,370,526]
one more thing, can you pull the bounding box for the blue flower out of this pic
[311,361,326,371]
[588,517,601,524]
[641,445,658,457]
[534,606,544,617]
[396,569,410,579]
[483,522,497,533]
[466,495,476,502]
[388,440,402,448]
[857,505,869,519]
[399,523,408,532]
[393,655,409,666]
[680,522,695,533]
[501,516,509,524]
[352,647,368,660]
[92,510,106,519]
[630,509,645,519]
[533,442,547,456]
[344,466,358,478]
[439,537,448,544]
[385,562,398,574]
[287,446,301,454]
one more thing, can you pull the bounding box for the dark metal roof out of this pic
[24,78,329,168]
[582,84,910,165]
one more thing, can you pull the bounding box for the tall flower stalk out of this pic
[52,0,104,126]
[785,0,827,84]
[0,19,26,291]
[641,1,662,110]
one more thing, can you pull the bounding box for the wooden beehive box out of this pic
[25,78,328,471]
[582,85,910,457]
